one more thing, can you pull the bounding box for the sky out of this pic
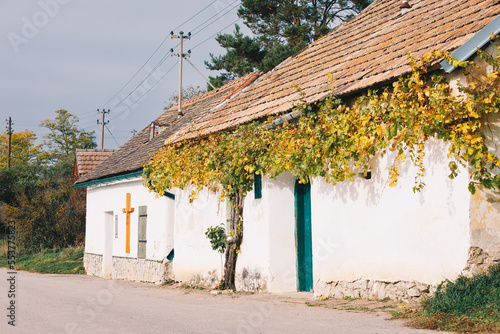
[0,0,246,149]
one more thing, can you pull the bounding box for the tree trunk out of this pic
[223,191,244,290]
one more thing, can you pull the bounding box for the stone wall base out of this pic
[112,256,173,284]
[236,267,267,292]
[83,252,173,284]
[315,278,436,302]
[181,270,220,289]
[463,246,500,277]
[84,253,102,277]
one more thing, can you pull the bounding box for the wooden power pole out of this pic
[170,31,191,116]
[97,109,110,150]
[6,117,12,168]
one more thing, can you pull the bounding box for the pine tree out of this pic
[206,0,372,89]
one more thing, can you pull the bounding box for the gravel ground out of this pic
[0,268,445,334]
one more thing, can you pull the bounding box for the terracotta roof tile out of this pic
[74,149,116,178]
[75,72,261,184]
[167,0,500,143]
[77,0,500,184]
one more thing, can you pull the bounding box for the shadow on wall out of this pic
[314,138,464,210]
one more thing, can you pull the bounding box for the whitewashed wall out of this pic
[236,172,298,293]
[167,173,298,292]
[85,177,174,266]
[170,186,225,286]
[311,138,471,290]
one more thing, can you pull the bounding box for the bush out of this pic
[413,264,500,332]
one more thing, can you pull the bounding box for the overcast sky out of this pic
[0,0,245,149]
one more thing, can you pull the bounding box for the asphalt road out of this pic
[0,268,441,334]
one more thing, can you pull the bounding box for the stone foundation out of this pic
[84,252,102,276]
[236,267,267,292]
[83,252,173,284]
[182,270,220,288]
[112,256,173,284]
[315,279,436,302]
[463,246,500,276]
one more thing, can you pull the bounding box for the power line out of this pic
[190,0,240,36]
[110,61,179,121]
[105,124,120,147]
[192,17,242,50]
[100,0,219,109]
[111,13,243,113]
[109,50,174,110]
[99,2,242,125]
[104,1,240,113]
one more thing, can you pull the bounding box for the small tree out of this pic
[40,109,96,165]
[205,224,227,287]
[0,130,42,168]
[165,86,207,109]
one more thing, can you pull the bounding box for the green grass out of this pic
[0,246,85,274]
[183,285,205,290]
[405,264,500,333]
[343,295,359,301]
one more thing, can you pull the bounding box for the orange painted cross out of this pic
[122,193,134,254]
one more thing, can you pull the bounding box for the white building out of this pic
[75,0,500,300]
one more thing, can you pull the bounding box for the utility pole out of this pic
[97,109,110,150]
[170,31,191,116]
[5,117,13,168]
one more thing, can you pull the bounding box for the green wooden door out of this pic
[295,180,313,292]
[138,206,147,259]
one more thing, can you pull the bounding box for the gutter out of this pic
[441,15,500,73]
[72,171,143,189]
[261,110,303,129]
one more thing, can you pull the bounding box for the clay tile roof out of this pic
[75,72,261,184]
[74,149,116,178]
[77,0,500,186]
[168,0,500,143]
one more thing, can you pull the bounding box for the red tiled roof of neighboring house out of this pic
[75,72,261,184]
[74,149,116,179]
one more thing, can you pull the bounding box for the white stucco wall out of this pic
[165,172,299,292]
[236,172,298,292]
[85,177,174,262]
[170,186,225,284]
[311,138,471,286]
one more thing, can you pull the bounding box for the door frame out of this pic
[294,180,313,292]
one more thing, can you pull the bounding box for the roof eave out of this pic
[441,14,500,73]
[72,171,143,189]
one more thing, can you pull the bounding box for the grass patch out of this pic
[346,306,371,312]
[0,246,85,274]
[343,295,359,301]
[374,305,396,310]
[405,264,500,333]
[183,285,205,290]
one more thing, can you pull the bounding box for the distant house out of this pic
[74,73,260,282]
[74,149,115,179]
[75,0,500,300]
